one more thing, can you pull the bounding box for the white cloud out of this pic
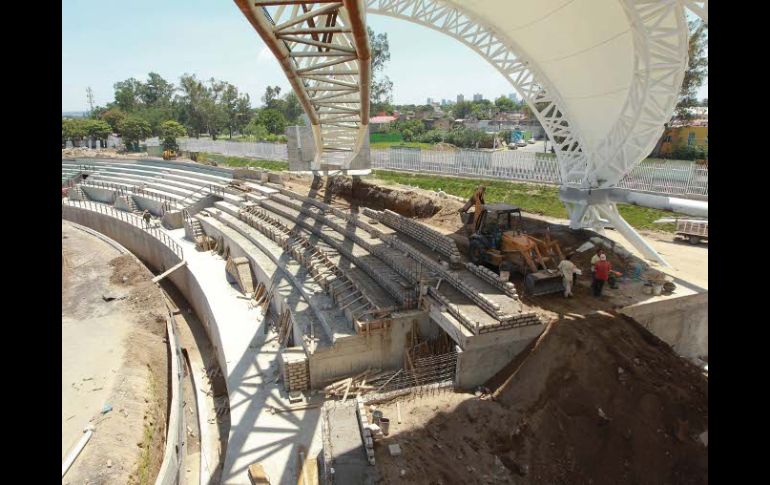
[257,46,272,63]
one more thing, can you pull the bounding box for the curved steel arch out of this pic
[235,0,371,170]
[366,0,591,187]
[366,0,689,191]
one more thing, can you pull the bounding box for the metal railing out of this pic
[64,200,184,259]
[79,179,130,197]
[131,187,175,214]
[178,184,225,208]
[373,147,709,198]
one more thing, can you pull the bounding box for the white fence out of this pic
[142,138,707,199]
[146,137,288,160]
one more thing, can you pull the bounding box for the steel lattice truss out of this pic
[235,0,370,169]
[367,0,591,187]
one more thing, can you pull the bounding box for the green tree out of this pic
[243,119,270,141]
[282,92,303,123]
[118,116,152,151]
[160,120,187,151]
[100,108,126,133]
[262,86,282,108]
[368,27,393,107]
[256,109,287,135]
[177,74,208,137]
[674,20,708,120]
[139,72,174,107]
[62,119,88,147]
[452,101,473,119]
[113,78,142,112]
[84,119,111,148]
[494,96,516,112]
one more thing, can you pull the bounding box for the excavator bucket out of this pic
[525,270,565,296]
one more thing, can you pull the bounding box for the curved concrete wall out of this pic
[62,205,229,380]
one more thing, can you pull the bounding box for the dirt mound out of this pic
[61,147,144,159]
[109,254,152,285]
[488,312,708,484]
[373,313,707,485]
[328,176,442,218]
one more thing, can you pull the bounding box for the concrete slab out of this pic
[166,228,324,485]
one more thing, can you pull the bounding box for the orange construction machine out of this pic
[459,185,565,296]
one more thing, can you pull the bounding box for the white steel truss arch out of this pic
[366,0,592,187]
[588,0,689,188]
[235,0,371,169]
[682,0,707,23]
[366,0,689,192]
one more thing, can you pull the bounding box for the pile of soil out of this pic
[374,312,707,484]
[287,174,442,218]
[62,147,140,159]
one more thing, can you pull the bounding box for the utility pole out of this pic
[86,87,95,117]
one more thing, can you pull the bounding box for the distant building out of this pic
[424,118,452,131]
[508,93,518,102]
[652,125,708,158]
[457,94,465,103]
[426,97,434,105]
[369,114,399,133]
[473,93,483,102]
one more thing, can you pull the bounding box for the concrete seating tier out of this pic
[257,196,417,307]
[201,203,356,345]
[194,209,334,351]
[238,205,385,323]
[366,208,462,264]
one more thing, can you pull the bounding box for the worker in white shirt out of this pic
[557,253,580,298]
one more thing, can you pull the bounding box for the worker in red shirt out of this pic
[592,254,611,297]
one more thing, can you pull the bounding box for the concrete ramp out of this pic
[225,256,254,295]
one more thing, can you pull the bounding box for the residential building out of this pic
[652,125,708,158]
[507,93,518,102]
[426,97,434,105]
[457,94,464,103]
[473,93,483,102]
[369,114,399,133]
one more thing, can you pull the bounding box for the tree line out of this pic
[62,71,309,150]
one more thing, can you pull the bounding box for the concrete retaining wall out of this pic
[82,186,117,204]
[61,205,229,378]
[308,312,425,388]
[620,292,708,359]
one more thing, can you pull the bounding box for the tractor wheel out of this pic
[469,240,485,265]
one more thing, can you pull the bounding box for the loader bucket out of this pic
[525,270,564,296]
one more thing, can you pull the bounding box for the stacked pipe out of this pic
[466,262,519,299]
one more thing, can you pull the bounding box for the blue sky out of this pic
[62,0,707,112]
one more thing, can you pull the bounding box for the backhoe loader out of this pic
[459,186,565,296]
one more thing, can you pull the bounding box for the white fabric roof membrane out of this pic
[459,0,632,153]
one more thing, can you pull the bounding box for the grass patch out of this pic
[199,152,288,171]
[370,141,435,150]
[131,370,160,485]
[371,170,678,232]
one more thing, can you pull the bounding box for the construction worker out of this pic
[142,209,151,228]
[557,253,579,298]
[592,254,611,297]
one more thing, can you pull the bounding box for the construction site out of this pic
[61,1,708,484]
[61,154,707,484]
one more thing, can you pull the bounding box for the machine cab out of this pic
[479,204,522,235]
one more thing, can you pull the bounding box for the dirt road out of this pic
[62,221,168,484]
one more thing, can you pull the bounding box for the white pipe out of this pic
[597,204,670,267]
[612,189,708,218]
[62,425,95,478]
